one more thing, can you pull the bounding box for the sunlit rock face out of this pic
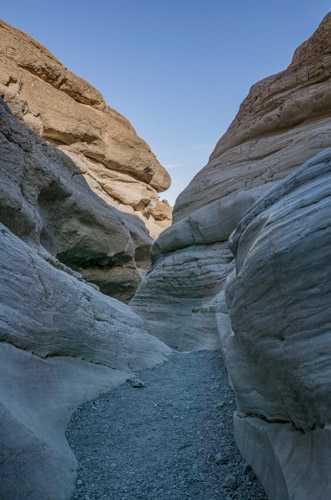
[132,12,331,499]
[0,97,171,500]
[174,13,331,222]
[0,19,172,241]
[225,149,331,500]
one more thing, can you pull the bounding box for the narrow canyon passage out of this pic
[67,351,267,500]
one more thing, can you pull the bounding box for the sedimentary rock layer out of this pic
[0,19,171,238]
[0,223,170,500]
[133,12,331,353]
[0,95,155,301]
[225,150,331,500]
[174,12,331,221]
[131,190,257,350]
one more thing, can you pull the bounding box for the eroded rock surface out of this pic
[133,12,331,351]
[0,98,171,500]
[131,191,254,350]
[0,19,171,239]
[0,95,157,301]
[225,150,331,500]
[132,12,331,499]
[175,12,331,222]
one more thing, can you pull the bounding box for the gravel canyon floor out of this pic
[67,351,267,500]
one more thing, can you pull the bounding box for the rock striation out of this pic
[0,97,171,500]
[132,12,331,499]
[0,19,171,240]
[0,94,154,302]
[131,191,252,350]
[175,12,331,222]
[133,12,331,348]
[2,11,331,500]
[225,149,331,500]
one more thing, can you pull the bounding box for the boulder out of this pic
[0,19,171,239]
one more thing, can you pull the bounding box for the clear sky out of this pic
[2,1,330,204]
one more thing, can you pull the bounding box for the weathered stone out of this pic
[132,188,264,351]
[0,97,171,500]
[0,96,154,301]
[225,149,331,499]
[0,223,170,500]
[174,13,331,222]
[132,241,233,350]
[132,12,331,500]
[0,19,171,238]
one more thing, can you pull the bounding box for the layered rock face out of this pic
[0,19,171,241]
[0,98,171,500]
[225,149,331,500]
[132,12,331,499]
[0,19,173,301]
[0,94,155,302]
[131,191,254,350]
[133,12,331,347]
[175,12,331,221]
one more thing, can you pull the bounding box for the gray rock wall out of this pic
[0,99,171,500]
[225,149,331,499]
[0,97,153,302]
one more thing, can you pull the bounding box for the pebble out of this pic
[224,473,239,490]
[126,376,145,388]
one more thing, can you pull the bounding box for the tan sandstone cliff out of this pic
[0,19,171,239]
[175,12,331,221]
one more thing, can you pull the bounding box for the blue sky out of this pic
[2,1,330,203]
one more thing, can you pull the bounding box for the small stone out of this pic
[243,463,256,481]
[127,376,145,388]
[215,452,228,465]
[76,479,83,486]
[223,473,238,490]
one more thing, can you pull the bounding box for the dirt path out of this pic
[67,351,267,500]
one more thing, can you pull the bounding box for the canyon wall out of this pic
[133,12,331,348]
[0,97,171,500]
[225,149,331,500]
[0,19,172,300]
[132,12,331,499]
[1,12,331,500]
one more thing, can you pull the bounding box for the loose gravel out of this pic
[67,350,267,500]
